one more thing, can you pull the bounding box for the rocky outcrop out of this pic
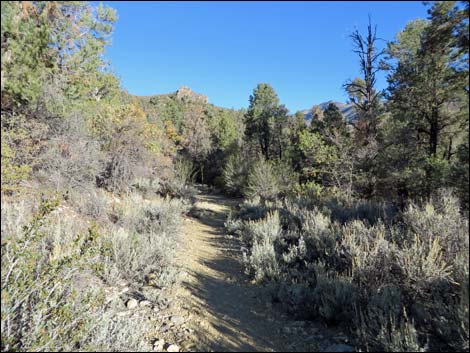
[175,86,208,104]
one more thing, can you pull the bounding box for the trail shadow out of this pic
[182,190,286,351]
[182,272,279,352]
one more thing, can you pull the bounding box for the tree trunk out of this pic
[429,111,439,157]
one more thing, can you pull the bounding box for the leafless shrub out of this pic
[37,115,104,192]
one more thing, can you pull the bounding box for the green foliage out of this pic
[451,133,469,212]
[312,103,348,139]
[298,128,355,198]
[245,158,283,201]
[1,1,52,106]
[244,83,284,160]
[222,147,251,196]
[293,181,323,200]
[1,1,119,108]
[1,1,469,351]
[383,1,469,199]
[0,3,192,351]
[1,131,31,193]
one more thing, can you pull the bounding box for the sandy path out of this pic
[166,191,290,352]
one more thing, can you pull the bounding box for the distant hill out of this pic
[133,86,244,131]
[300,100,357,124]
[135,88,357,127]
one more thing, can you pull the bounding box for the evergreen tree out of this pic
[244,83,280,160]
[385,1,469,198]
[322,103,349,139]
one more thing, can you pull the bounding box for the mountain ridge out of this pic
[300,100,357,124]
[133,86,356,122]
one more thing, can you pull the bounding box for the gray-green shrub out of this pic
[230,190,469,351]
[103,194,188,286]
[245,158,282,201]
[1,198,106,351]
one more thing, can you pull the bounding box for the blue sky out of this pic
[101,1,429,112]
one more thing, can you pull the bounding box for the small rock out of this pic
[140,300,152,307]
[324,343,355,352]
[282,327,291,335]
[170,315,184,325]
[154,339,165,351]
[126,298,138,309]
[165,343,180,352]
[159,324,170,333]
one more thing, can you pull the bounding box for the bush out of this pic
[0,112,48,194]
[229,190,469,351]
[308,275,357,324]
[292,181,323,200]
[159,157,197,199]
[245,235,281,282]
[233,197,270,221]
[1,198,106,351]
[223,149,250,196]
[357,310,425,352]
[327,197,396,225]
[37,115,104,193]
[245,158,282,201]
[1,133,32,194]
[85,312,151,351]
[401,189,468,261]
[1,190,185,351]
[96,121,154,194]
[243,211,282,282]
[68,188,110,220]
[103,194,188,286]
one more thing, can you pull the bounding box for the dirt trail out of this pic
[168,190,287,351]
[159,189,346,352]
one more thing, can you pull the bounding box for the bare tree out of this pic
[344,17,385,140]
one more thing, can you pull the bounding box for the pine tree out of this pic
[385,1,469,198]
[244,83,281,160]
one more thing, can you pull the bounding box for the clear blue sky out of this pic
[101,1,429,112]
